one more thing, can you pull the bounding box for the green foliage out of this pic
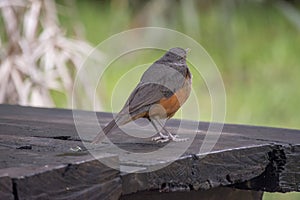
[264,192,300,200]
[70,1,300,131]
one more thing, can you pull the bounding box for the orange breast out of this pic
[159,78,191,118]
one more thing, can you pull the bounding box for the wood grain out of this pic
[0,104,299,199]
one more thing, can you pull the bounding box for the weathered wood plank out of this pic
[279,144,300,192]
[0,133,121,199]
[121,144,272,194]
[1,104,299,145]
[0,104,299,199]
[0,134,88,168]
[10,158,121,200]
[0,175,13,200]
[0,155,121,200]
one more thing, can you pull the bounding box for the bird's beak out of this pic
[185,48,191,54]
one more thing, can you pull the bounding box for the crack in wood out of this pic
[52,136,71,140]
[12,179,18,200]
[226,174,233,184]
[160,182,190,192]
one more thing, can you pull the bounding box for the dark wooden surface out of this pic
[0,175,13,200]
[0,104,299,199]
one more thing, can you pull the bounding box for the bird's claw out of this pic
[170,136,189,142]
[151,132,168,141]
[151,133,188,143]
[156,138,170,143]
[151,133,169,142]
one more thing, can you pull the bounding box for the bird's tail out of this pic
[92,119,117,144]
[92,111,133,144]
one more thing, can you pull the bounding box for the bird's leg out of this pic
[155,119,189,142]
[149,119,169,142]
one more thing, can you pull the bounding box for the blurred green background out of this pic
[64,0,300,130]
[65,1,300,199]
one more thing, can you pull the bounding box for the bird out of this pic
[92,47,192,144]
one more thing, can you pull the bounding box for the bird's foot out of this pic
[169,134,189,142]
[151,132,188,143]
[151,132,169,142]
[156,138,170,143]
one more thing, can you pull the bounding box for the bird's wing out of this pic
[121,62,187,116]
[113,82,167,126]
[125,83,167,113]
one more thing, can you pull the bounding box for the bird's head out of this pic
[161,47,190,63]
